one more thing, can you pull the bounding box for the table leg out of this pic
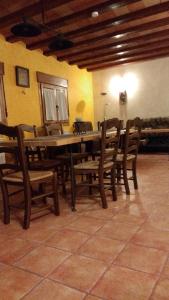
[68,144,76,211]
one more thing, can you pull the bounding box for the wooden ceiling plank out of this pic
[79,42,169,68]
[24,0,140,50]
[71,38,169,66]
[45,0,140,30]
[70,16,169,48]
[56,27,169,60]
[6,0,140,44]
[62,1,169,39]
[87,52,169,71]
[43,1,169,57]
[0,0,71,29]
[67,17,169,63]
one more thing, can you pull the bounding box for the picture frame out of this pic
[15,66,30,88]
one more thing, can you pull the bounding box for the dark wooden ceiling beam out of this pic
[27,0,168,52]
[68,20,169,64]
[87,52,169,71]
[56,28,169,61]
[71,38,169,66]
[63,1,169,39]
[70,16,169,49]
[46,0,139,30]
[79,43,169,68]
[0,0,71,29]
[7,0,139,44]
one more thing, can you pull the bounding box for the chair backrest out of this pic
[19,124,43,161]
[99,118,122,170]
[45,123,63,136]
[124,117,142,159]
[0,123,30,184]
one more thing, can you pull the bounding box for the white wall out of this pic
[92,57,169,127]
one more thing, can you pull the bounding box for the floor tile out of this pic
[78,236,125,263]
[16,224,57,242]
[96,220,140,241]
[151,277,169,300]
[114,243,167,274]
[91,265,157,300]
[132,228,169,251]
[46,229,89,252]
[24,279,85,300]
[15,245,70,276]
[85,296,103,300]
[112,212,146,225]
[0,237,37,264]
[50,254,107,292]
[67,216,106,234]
[0,265,41,300]
[162,258,169,278]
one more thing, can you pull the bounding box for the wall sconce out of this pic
[119,90,127,104]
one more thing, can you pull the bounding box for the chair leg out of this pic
[123,163,130,195]
[1,181,10,224]
[60,164,67,195]
[132,160,138,189]
[99,173,108,209]
[23,186,32,229]
[111,167,117,201]
[53,172,60,216]
[88,173,93,195]
[116,164,121,183]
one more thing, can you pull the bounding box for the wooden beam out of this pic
[56,28,169,61]
[45,0,139,29]
[25,0,139,50]
[70,16,169,49]
[74,38,169,67]
[0,0,71,29]
[7,0,139,44]
[68,33,169,65]
[79,43,169,68]
[42,1,169,57]
[87,52,169,71]
[63,1,169,38]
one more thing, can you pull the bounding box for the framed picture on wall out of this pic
[15,66,30,88]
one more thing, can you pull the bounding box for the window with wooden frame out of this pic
[0,62,7,123]
[37,72,69,125]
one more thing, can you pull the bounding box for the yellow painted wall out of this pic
[0,35,94,131]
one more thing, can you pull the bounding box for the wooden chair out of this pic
[73,118,121,209]
[45,123,64,135]
[116,117,142,195]
[0,123,59,229]
[20,124,67,195]
[45,122,88,163]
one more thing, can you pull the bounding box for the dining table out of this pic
[0,130,125,211]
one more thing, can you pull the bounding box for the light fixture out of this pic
[119,90,127,104]
[11,19,41,37]
[48,35,74,51]
[91,11,99,17]
[10,1,73,51]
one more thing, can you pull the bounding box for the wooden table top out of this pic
[0,129,133,148]
[0,130,118,147]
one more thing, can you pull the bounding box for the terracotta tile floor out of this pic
[0,154,169,299]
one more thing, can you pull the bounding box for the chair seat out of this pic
[116,153,136,162]
[3,170,53,183]
[93,148,114,156]
[74,160,114,171]
[29,159,62,170]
